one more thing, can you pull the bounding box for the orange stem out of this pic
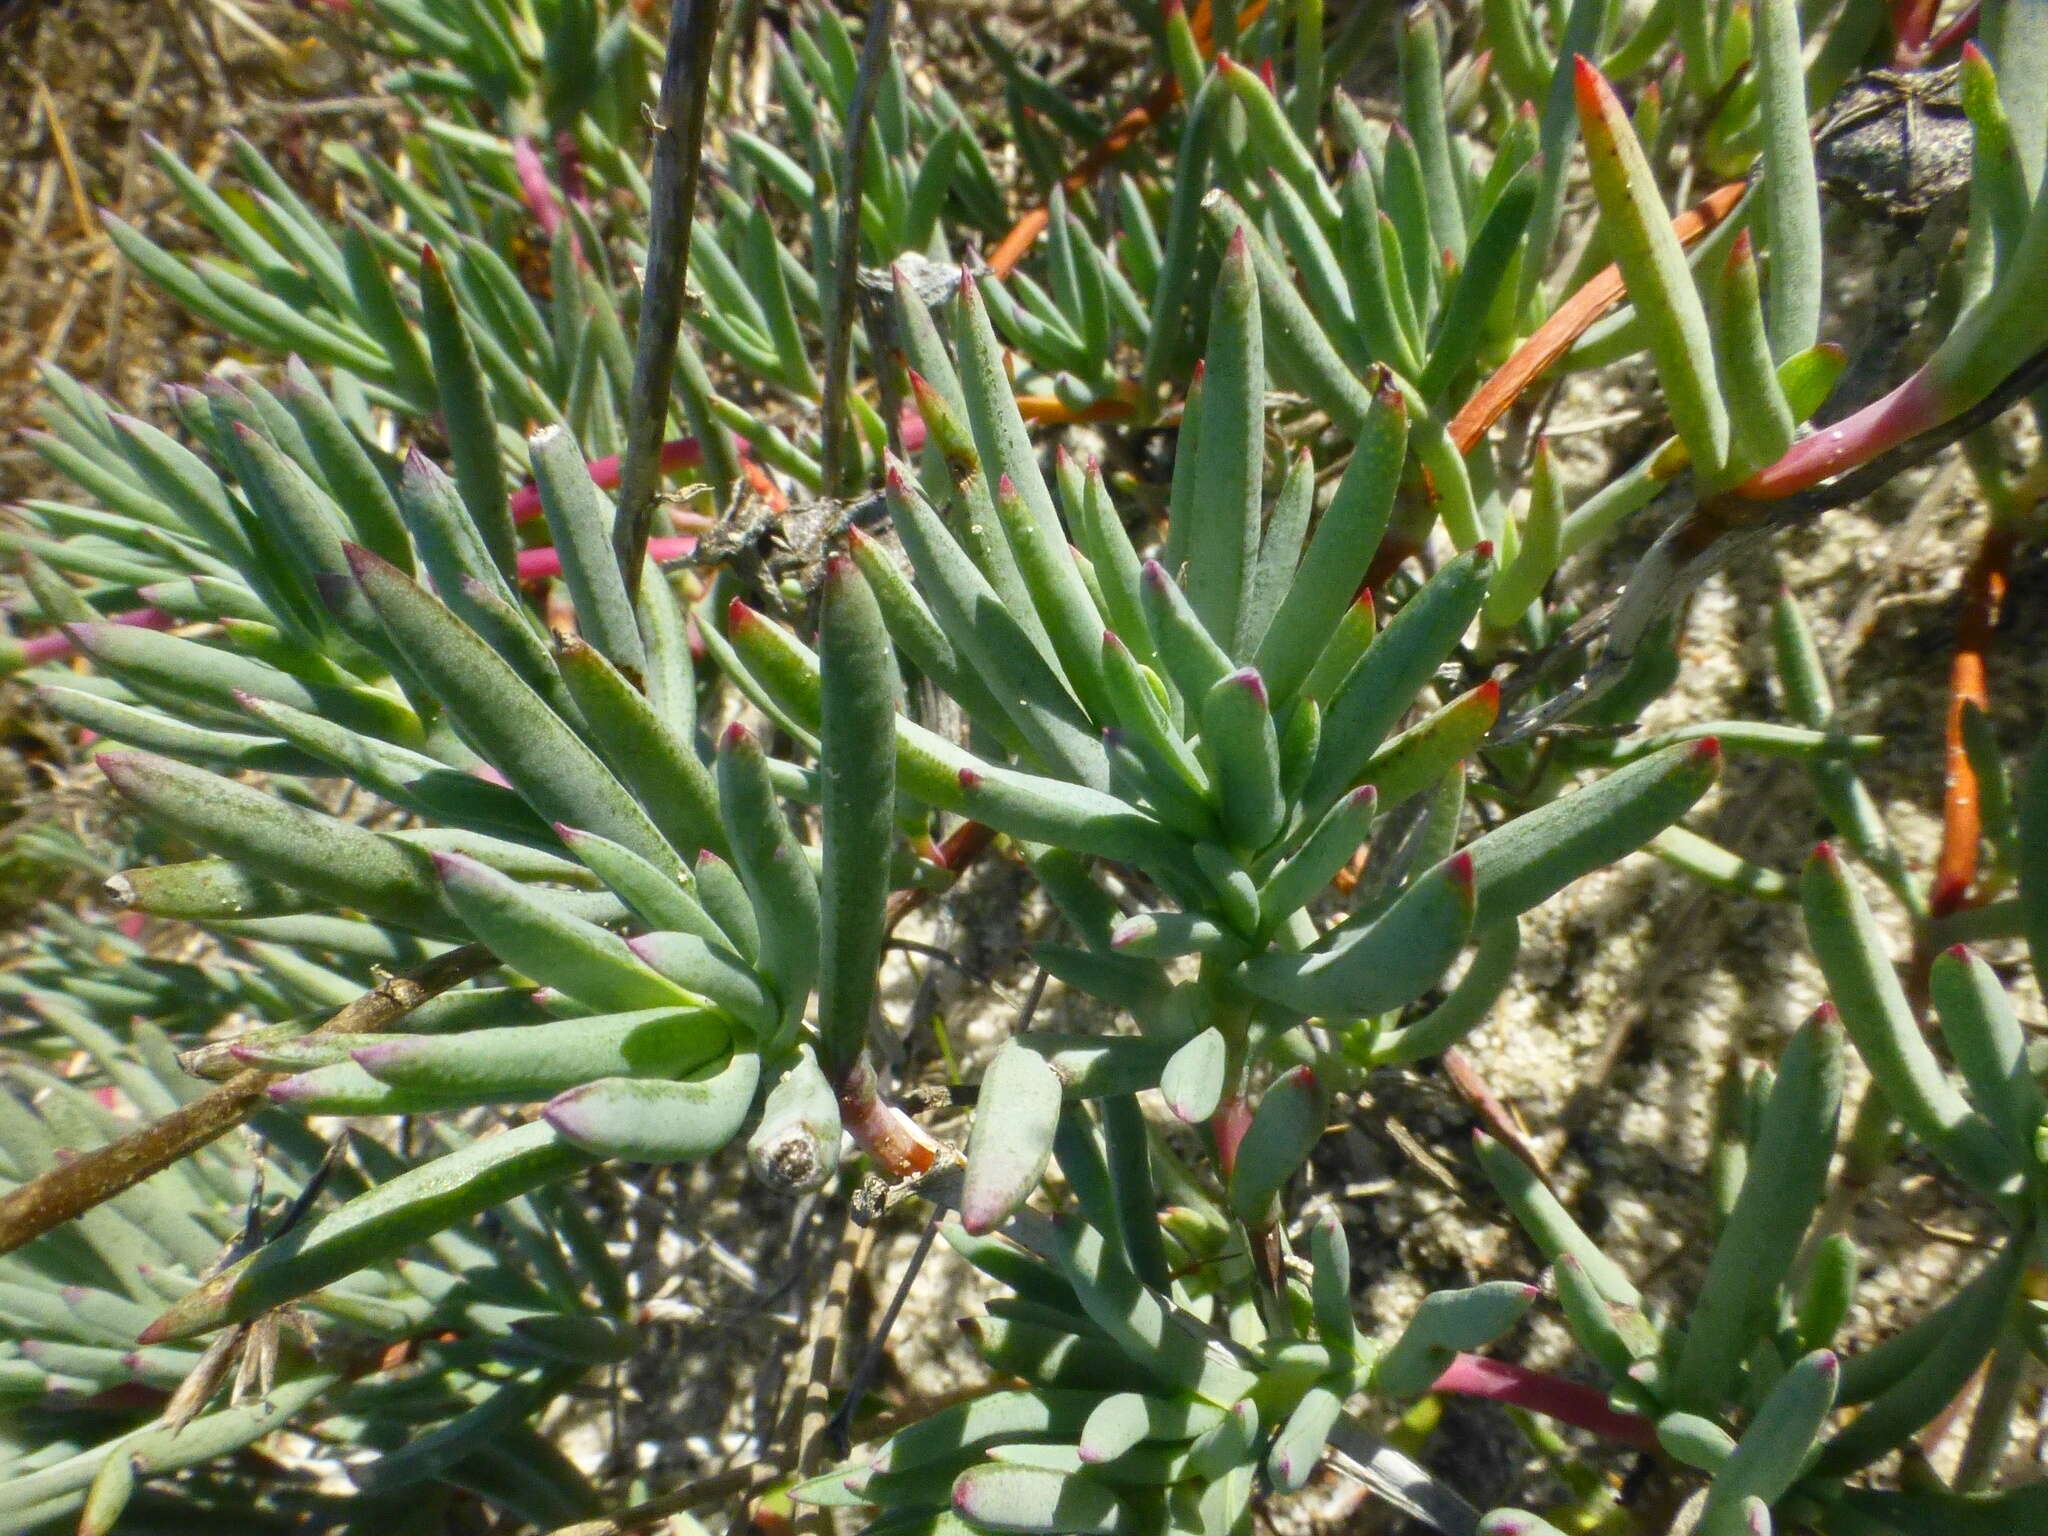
[985,0,1267,279]
[1929,525,2014,919]
[1447,180,1746,455]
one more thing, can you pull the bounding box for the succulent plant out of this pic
[0,913,627,1534]
[6,0,2048,1531]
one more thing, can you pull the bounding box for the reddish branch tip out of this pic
[1571,53,1606,103]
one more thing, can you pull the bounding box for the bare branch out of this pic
[818,0,898,496]
[613,0,725,597]
[0,944,493,1258]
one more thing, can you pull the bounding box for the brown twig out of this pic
[0,943,493,1258]
[818,0,898,496]
[611,0,724,599]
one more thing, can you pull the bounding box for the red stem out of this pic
[1924,2,1982,60]
[835,1053,945,1180]
[1891,0,1945,62]
[1430,1353,1659,1449]
[1738,367,1943,500]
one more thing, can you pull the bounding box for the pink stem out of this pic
[509,436,708,522]
[512,137,566,241]
[19,607,174,666]
[1430,1353,1659,1449]
[515,532,700,581]
[1738,366,1942,500]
